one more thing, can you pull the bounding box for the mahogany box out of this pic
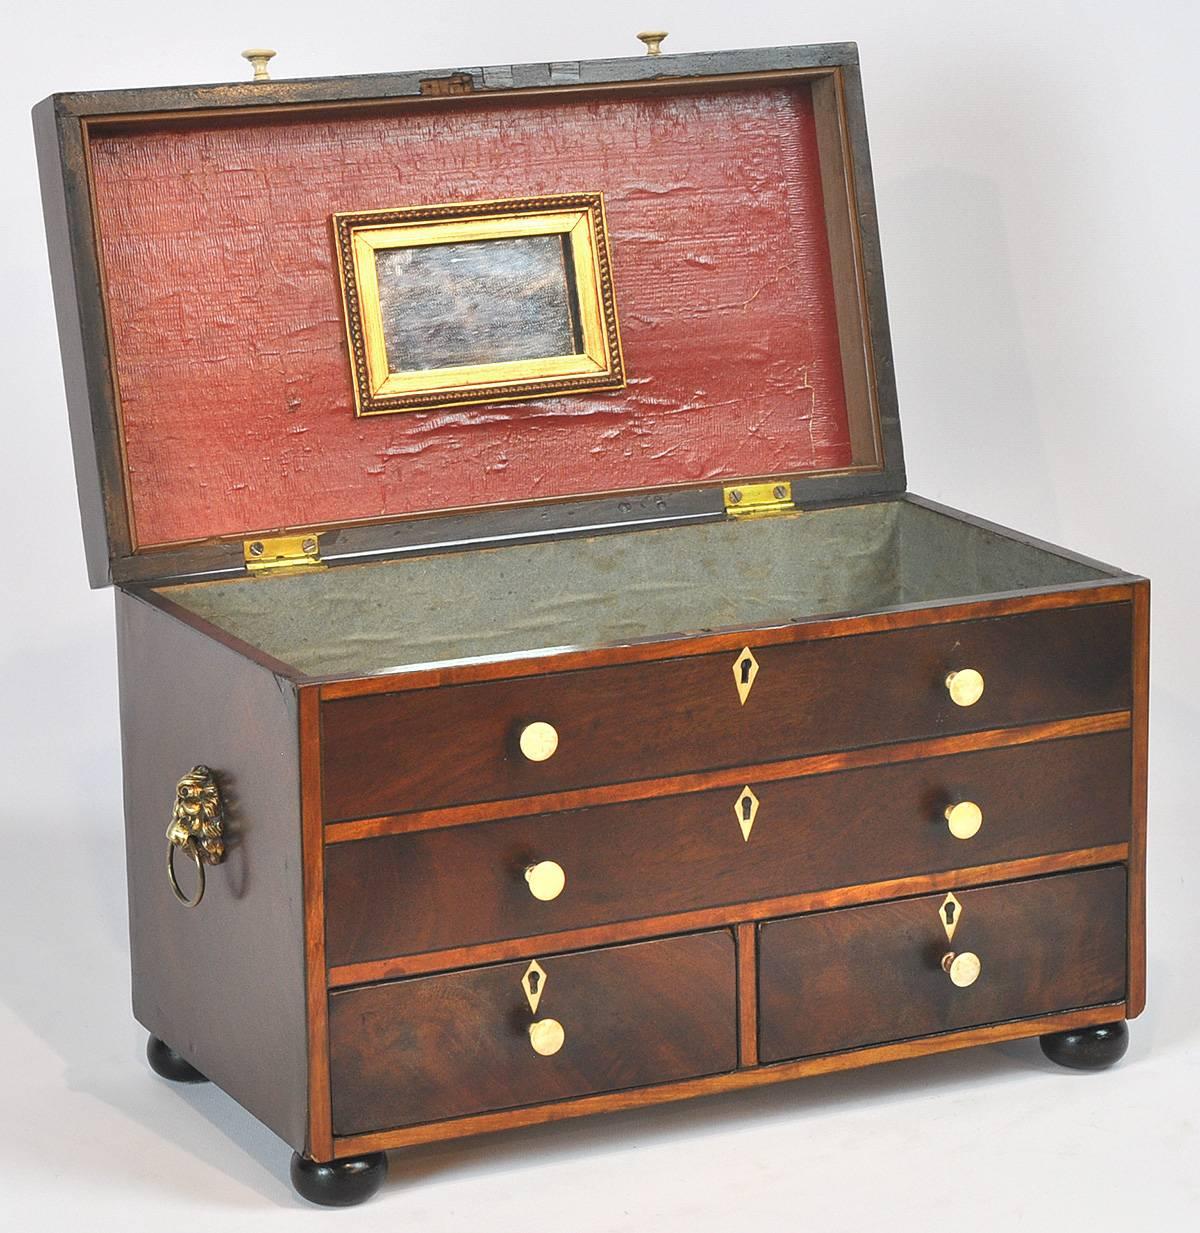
[34,39,1148,1206]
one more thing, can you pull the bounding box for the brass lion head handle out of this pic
[165,766,226,908]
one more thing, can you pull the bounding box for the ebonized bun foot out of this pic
[146,1035,208,1083]
[1039,1020,1129,1070]
[290,1151,389,1207]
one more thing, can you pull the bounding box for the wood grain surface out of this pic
[327,846,1127,987]
[320,602,1132,821]
[315,582,1138,700]
[324,730,1131,964]
[299,688,333,1159]
[737,922,759,1067]
[328,930,736,1134]
[757,865,1127,1063]
[331,1001,1125,1156]
[326,713,1128,842]
[116,590,310,1151]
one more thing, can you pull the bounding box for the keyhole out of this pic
[740,658,753,685]
[741,798,753,821]
[943,901,957,927]
[527,970,540,996]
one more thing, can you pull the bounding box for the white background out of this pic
[2,1,1197,1228]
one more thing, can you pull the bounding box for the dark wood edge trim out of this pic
[111,488,725,587]
[33,96,132,586]
[903,494,1140,579]
[325,712,1131,843]
[125,582,310,681]
[329,1001,1126,1156]
[326,845,1129,987]
[48,46,862,117]
[810,72,878,471]
[299,687,333,1160]
[837,60,905,493]
[108,471,910,590]
[77,67,864,130]
[1127,579,1150,1017]
[316,586,1137,699]
[736,923,758,1068]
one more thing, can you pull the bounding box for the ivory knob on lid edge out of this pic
[241,48,276,80]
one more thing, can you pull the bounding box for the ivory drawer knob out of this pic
[942,951,982,988]
[945,800,983,840]
[524,860,566,901]
[519,721,559,762]
[529,1017,565,1056]
[945,668,985,707]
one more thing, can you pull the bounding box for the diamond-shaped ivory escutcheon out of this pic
[521,959,547,1014]
[940,892,963,943]
[733,647,759,705]
[734,786,760,842]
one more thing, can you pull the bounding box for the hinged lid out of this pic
[34,41,904,587]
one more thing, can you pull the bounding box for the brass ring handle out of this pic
[945,668,985,707]
[167,838,206,908]
[942,951,981,987]
[945,800,983,840]
[519,721,559,762]
[529,1018,565,1055]
[525,860,566,901]
[165,766,226,909]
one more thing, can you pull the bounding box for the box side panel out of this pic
[117,590,309,1149]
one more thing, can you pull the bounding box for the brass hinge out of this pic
[723,481,795,519]
[243,533,324,574]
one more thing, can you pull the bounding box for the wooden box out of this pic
[34,40,1148,1206]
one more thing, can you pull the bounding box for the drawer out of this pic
[757,865,1126,1064]
[325,731,1130,965]
[328,930,737,1135]
[320,603,1131,821]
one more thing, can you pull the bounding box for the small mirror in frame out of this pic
[334,192,625,415]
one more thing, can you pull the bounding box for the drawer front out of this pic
[328,930,737,1135]
[325,731,1130,965]
[758,865,1127,1064]
[321,603,1131,821]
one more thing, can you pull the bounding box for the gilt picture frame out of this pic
[333,192,626,415]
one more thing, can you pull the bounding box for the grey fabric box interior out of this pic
[159,500,1106,678]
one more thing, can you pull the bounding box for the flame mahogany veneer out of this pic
[317,602,1133,821]
[757,867,1128,1063]
[322,731,1132,965]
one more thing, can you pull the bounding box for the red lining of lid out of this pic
[89,83,851,548]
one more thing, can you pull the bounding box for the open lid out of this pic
[35,41,904,588]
